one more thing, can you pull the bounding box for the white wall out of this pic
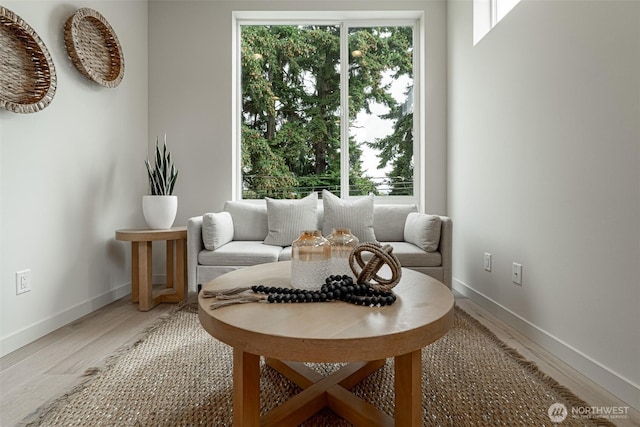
[148,0,449,223]
[448,0,640,409]
[0,1,148,356]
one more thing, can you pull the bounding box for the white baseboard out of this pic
[0,283,131,358]
[152,274,166,285]
[453,278,640,412]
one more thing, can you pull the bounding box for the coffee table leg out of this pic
[395,349,422,426]
[233,348,260,426]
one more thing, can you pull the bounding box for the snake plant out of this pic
[145,135,178,195]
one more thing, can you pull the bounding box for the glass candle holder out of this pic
[291,230,330,290]
[327,228,359,280]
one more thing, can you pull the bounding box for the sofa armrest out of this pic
[439,216,453,288]
[187,216,204,293]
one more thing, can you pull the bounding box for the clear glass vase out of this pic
[327,228,359,280]
[291,230,331,290]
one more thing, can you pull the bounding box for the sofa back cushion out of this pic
[223,201,268,241]
[316,205,324,231]
[373,204,418,241]
[220,199,429,246]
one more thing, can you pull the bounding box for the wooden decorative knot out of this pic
[349,242,402,291]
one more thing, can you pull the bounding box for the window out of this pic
[234,12,422,204]
[474,0,521,45]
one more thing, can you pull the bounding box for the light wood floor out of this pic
[1,294,638,426]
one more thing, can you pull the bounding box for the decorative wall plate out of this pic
[0,6,57,113]
[64,8,124,88]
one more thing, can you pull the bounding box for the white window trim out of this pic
[474,0,521,45]
[232,11,424,209]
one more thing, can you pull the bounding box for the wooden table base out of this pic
[232,349,422,427]
[131,239,186,311]
[116,227,187,311]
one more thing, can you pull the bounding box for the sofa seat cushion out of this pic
[278,246,292,261]
[380,242,442,267]
[198,241,282,266]
[280,242,441,268]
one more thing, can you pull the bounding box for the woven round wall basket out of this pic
[64,8,124,88]
[0,6,57,114]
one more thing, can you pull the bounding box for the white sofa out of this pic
[187,196,452,292]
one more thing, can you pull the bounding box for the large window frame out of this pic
[232,11,424,208]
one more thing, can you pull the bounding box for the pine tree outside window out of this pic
[234,13,422,205]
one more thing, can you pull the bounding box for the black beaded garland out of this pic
[250,275,397,307]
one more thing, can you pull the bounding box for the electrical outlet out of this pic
[512,263,522,285]
[16,270,32,294]
[483,253,492,272]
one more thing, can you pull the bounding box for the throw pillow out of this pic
[321,189,377,243]
[404,212,441,252]
[202,212,234,250]
[263,192,318,246]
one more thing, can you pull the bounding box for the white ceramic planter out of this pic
[142,195,177,229]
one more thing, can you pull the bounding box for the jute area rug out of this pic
[26,303,614,426]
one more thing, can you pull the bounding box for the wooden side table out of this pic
[115,227,187,311]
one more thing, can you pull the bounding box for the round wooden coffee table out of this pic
[198,261,454,426]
